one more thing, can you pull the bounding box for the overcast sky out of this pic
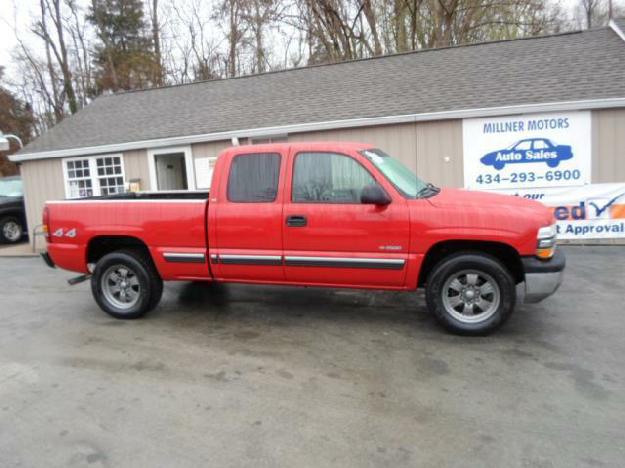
[0,0,605,80]
[0,0,87,76]
[0,0,41,75]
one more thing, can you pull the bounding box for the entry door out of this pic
[155,153,188,190]
[211,151,286,282]
[283,150,410,287]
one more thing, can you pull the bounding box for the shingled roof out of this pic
[16,22,625,158]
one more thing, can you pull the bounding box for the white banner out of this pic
[500,184,625,240]
[463,111,591,190]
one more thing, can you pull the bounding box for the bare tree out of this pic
[10,44,58,133]
[33,0,79,115]
[241,0,286,73]
[581,0,601,28]
[66,0,93,107]
[149,0,165,85]
[3,0,582,132]
[167,0,224,82]
[376,0,561,51]
[575,0,624,29]
[361,0,382,55]
[33,0,64,121]
[215,0,249,77]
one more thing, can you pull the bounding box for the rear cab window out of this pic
[227,153,281,202]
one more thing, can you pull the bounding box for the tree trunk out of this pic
[229,1,237,77]
[51,0,78,114]
[254,3,265,73]
[394,0,408,52]
[38,0,63,121]
[362,0,382,56]
[151,0,164,85]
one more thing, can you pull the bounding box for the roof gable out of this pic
[610,18,625,40]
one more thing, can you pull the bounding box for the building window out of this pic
[64,155,126,198]
[227,153,281,202]
[96,156,125,195]
[65,158,94,198]
[292,152,375,203]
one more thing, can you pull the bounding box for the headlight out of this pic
[536,223,557,259]
[538,224,557,239]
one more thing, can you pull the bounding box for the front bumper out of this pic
[517,249,565,303]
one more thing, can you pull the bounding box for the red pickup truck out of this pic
[41,142,564,335]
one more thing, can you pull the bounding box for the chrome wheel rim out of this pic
[101,264,141,311]
[441,270,500,324]
[3,221,21,242]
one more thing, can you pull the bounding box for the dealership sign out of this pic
[463,111,591,190]
[500,184,625,240]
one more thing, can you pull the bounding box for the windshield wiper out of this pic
[417,182,440,198]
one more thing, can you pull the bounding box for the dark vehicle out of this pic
[0,176,27,244]
[481,138,573,170]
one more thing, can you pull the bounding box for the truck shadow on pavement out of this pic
[164,280,432,329]
[154,280,558,341]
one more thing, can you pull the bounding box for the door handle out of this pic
[286,215,307,227]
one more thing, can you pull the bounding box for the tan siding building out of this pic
[592,108,625,183]
[20,158,64,240]
[16,108,625,245]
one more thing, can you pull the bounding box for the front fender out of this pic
[418,227,527,255]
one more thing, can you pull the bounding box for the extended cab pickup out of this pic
[41,142,564,335]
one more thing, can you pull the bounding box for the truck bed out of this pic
[45,193,210,280]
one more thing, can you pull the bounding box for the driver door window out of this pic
[292,152,375,203]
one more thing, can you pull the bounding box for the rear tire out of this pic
[0,216,24,244]
[425,253,515,335]
[91,249,163,319]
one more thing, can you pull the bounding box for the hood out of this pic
[424,188,553,227]
[406,188,554,256]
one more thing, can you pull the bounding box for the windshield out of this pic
[0,178,23,197]
[360,148,429,198]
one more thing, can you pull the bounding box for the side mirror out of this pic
[361,184,391,205]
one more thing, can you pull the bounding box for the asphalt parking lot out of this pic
[0,246,624,468]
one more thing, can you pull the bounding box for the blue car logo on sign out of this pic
[480,138,573,170]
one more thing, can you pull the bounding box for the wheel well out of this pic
[418,240,524,287]
[0,211,24,222]
[87,236,152,265]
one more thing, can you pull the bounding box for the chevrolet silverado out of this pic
[41,142,564,335]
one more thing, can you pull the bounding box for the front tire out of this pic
[91,250,163,319]
[425,253,516,335]
[0,216,24,244]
